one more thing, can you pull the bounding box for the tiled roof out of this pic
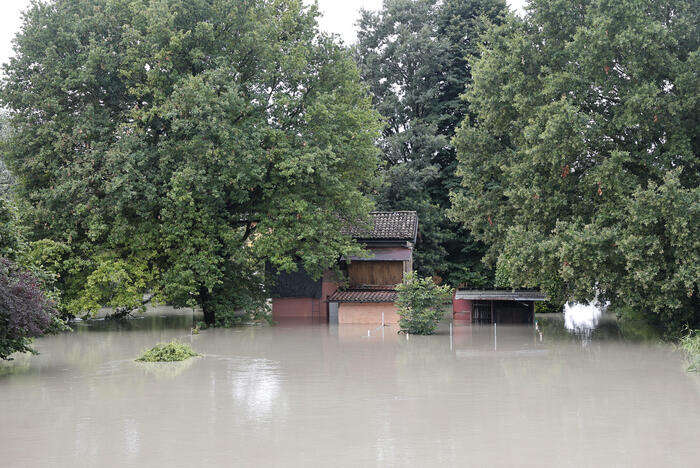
[344,211,418,241]
[327,289,398,303]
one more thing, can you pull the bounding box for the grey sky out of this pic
[1,0,527,68]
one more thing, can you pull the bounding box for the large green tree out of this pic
[355,0,506,286]
[450,0,699,336]
[1,0,381,324]
[0,114,14,198]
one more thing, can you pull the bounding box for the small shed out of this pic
[453,290,547,324]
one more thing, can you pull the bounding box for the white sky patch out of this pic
[312,0,528,43]
[0,0,32,70]
[1,0,528,67]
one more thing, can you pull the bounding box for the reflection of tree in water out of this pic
[75,310,198,334]
[0,356,32,378]
[537,313,623,346]
[134,357,198,379]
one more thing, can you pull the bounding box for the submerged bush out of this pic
[0,258,65,360]
[136,340,198,362]
[396,273,453,335]
[679,330,699,373]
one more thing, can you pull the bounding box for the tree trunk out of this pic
[199,287,215,326]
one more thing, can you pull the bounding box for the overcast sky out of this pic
[1,0,527,68]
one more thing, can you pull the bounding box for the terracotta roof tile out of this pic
[344,211,418,241]
[327,289,398,303]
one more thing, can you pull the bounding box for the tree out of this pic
[396,273,453,334]
[1,0,381,324]
[0,114,14,198]
[0,197,23,260]
[0,258,60,359]
[450,0,699,337]
[354,0,506,286]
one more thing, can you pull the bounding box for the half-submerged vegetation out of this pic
[679,330,699,373]
[136,340,198,363]
[396,273,453,335]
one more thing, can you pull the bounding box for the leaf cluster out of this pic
[396,272,453,334]
[136,340,198,362]
[0,258,62,359]
[0,0,382,322]
[450,0,699,337]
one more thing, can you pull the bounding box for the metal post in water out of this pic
[450,322,453,351]
[494,322,497,351]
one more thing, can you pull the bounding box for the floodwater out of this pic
[1,307,698,467]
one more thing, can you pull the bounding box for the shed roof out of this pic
[344,211,418,242]
[327,289,397,303]
[455,290,547,301]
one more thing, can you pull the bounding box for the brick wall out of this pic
[272,298,320,319]
[338,302,400,324]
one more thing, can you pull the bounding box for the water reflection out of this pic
[564,302,603,332]
[228,358,281,420]
[0,307,697,467]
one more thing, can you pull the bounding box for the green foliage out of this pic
[0,197,23,259]
[0,114,14,198]
[355,0,506,286]
[679,330,699,373]
[450,0,699,337]
[202,293,272,328]
[534,300,563,315]
[1,0,382,323]
[616,307,662,342]
[136,340,198,362]
[67,255,150,317]
[396,273,453,334]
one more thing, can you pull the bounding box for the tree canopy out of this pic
[450,0,699,336]
[355,0,507,286]
[0,0,381,323]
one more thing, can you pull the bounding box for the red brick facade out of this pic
[452,297,473,322]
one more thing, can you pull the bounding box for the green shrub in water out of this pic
[679,330,699,373]
[396,273,453,335]
[136,340,198,362]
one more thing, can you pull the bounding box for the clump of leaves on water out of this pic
[679,330,699,373]
[396,273,453,335]
[136,340,198,362]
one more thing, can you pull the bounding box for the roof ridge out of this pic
[369,210,417,214]
[343,211,418,242]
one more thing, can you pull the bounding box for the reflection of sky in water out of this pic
[230,359,281,420]
[124,418,140,457]
[564,302,603,332]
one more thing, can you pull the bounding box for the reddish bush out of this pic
[0,258,58,359]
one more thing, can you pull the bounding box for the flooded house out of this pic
[268,211,418,324]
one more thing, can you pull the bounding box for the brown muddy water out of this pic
[1,307,698,467]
